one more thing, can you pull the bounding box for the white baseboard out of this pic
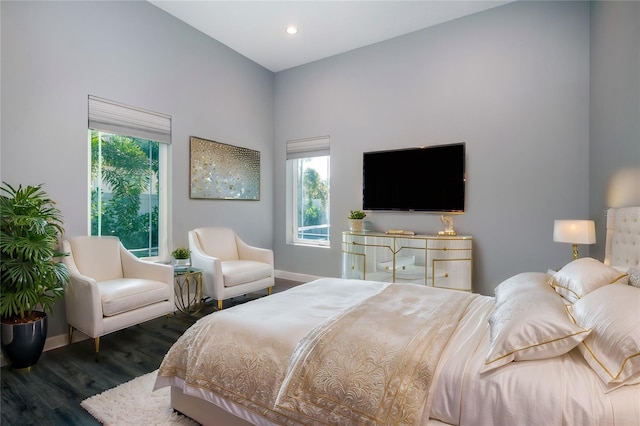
[1,330,89,367]
[46,331,90,351]
[1,270,322,367]
[275,269,323,283]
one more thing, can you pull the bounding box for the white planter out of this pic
[349,219,364,232]
[173,258,190,267]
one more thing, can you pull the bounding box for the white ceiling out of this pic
[148,1,512,72]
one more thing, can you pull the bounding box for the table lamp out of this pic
[553,219,596,260]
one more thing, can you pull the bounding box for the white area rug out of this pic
[81,370,199,425]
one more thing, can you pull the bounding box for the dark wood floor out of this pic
[0,279,302,426]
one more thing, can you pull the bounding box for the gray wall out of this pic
[274,0,591,295]
[589,0,640,260]
[1,0,275,337]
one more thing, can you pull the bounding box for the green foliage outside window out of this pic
[302,167,328,227]
[90,131,159,257]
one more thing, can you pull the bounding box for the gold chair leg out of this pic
[94,337,101,362]
[217,299,223,310]
[268,286,273,295]
[68,325,74,345]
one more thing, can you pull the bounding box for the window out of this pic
[88,96,171,260]
[286,137,330,246]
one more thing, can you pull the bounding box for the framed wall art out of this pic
[190,136,260,200]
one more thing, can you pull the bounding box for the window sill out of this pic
[288,241,331,249]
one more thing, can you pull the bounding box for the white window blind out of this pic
[88,95,172,144]
[286,136,330,159]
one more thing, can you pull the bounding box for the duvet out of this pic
[155,277,640,425]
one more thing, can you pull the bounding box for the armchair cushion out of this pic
[67,237,124,281]
[98,278,172,317]
[222,261,273,287]
[194,228,239,260]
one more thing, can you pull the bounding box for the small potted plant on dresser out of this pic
[171,247,191,267]
[0,183,70,369]
[348,210,367,232]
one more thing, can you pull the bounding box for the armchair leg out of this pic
[268,286,273,295]
[217,299,223,310]
[68,325,74,345]
[93,336,100,361]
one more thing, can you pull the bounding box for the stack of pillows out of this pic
[483,257,639,392]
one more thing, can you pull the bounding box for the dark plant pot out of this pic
[1,312,48,369]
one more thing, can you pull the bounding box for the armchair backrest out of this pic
[192,227,239,260]
[65,236,124,281]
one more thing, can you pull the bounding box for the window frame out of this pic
[88,96,171,261]
[286,136,331,248]
[88,131,170,262]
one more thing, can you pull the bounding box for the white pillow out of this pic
[482,272,590,373]
[549,257,629,303]
[569,283,640,391]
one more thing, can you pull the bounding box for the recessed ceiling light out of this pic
[286,26,298,35]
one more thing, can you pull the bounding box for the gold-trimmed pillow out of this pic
[482,272,590,373]
[568,283,640,391]
[549,257,629,303]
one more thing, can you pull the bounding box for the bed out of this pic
[155,206,640,425]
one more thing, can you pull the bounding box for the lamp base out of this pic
[439,215,457,236]
[572,244,578,260]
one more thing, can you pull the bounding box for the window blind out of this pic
[88,95,172,144]
[286,136,330,160]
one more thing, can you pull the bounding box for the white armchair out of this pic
[62,236,174,355]
[188,227,274,310]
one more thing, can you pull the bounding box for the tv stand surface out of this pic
[341,231,473,292]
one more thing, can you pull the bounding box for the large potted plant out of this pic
[0,183,70,369]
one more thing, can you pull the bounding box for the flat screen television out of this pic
[362,142,465,212]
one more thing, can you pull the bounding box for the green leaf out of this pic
[0,182,69,320]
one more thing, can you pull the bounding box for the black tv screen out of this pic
[362,142,465,212]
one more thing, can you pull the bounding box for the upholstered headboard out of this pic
[604,206,640,269]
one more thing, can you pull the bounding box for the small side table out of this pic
[173,267,203,315]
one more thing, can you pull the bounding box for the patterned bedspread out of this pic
[155,279,476,425]
[274,284,477,425]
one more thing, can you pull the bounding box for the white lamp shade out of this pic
[553,220,596,244]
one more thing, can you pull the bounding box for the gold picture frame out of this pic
[190,136,260,200]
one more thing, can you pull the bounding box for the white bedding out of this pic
[155,276,640,425]
[430,286,640,425]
